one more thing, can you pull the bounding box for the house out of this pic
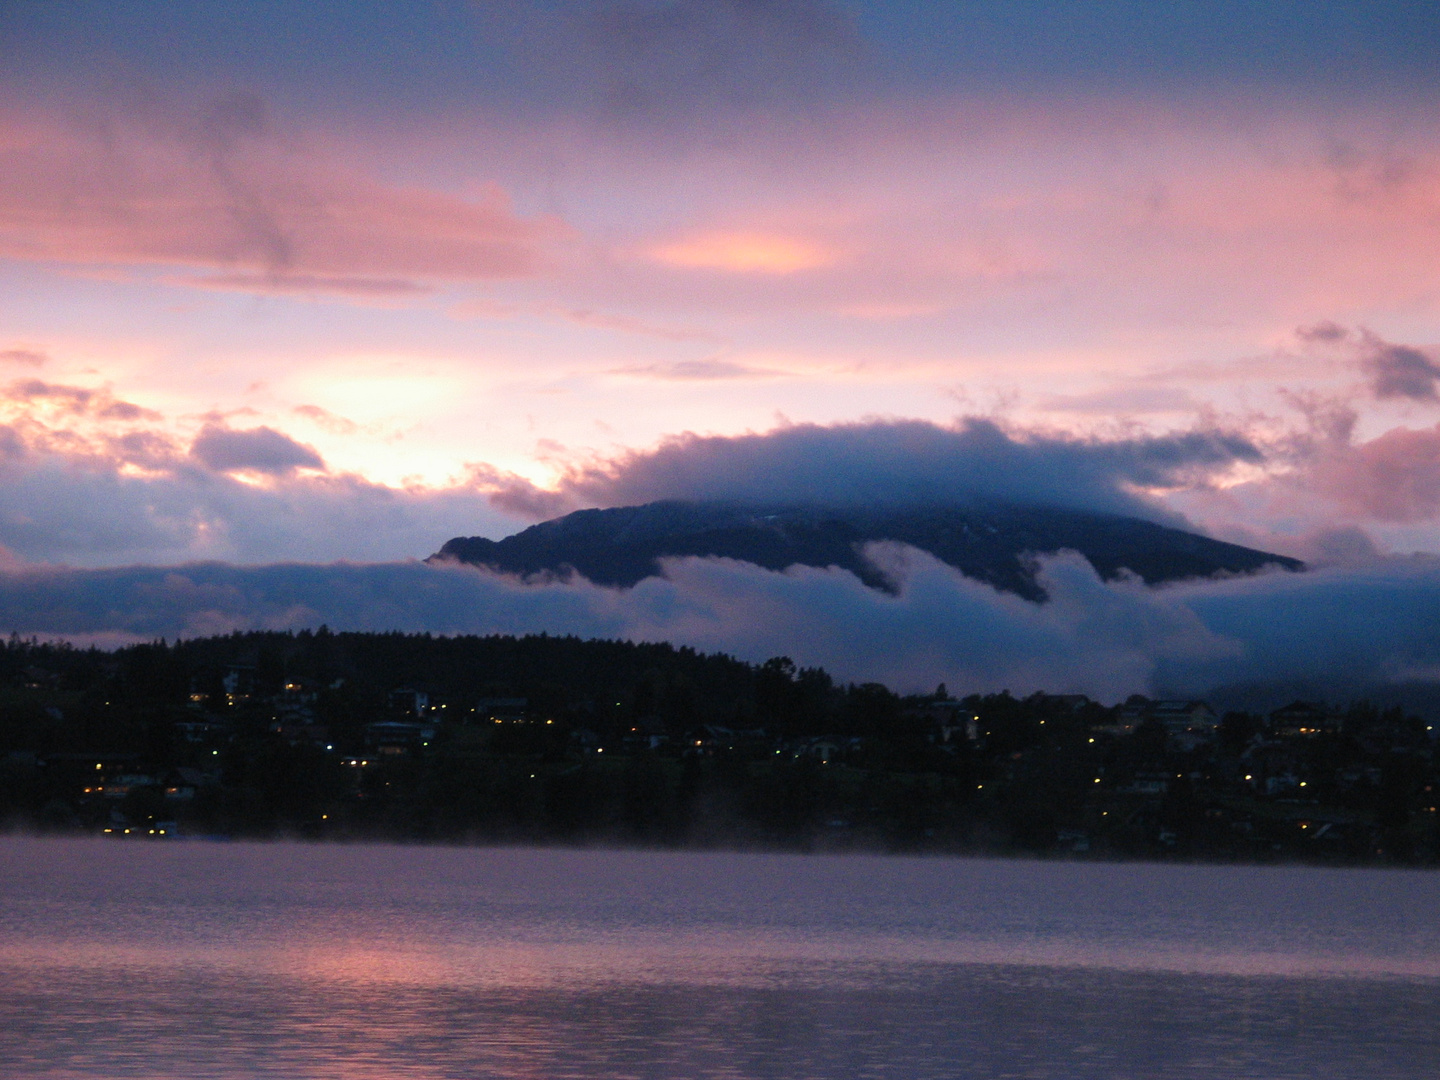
[788,735,861,763]
[1092,696,1148,736]
[1089,715,1135,737]
[1039,694,1092,713]
[102,811,177,839]
[1265,772,1302,796]
[1119,771,1171,795]
[909,698,982,746]
[222,664,256,704]
[1090,698,1217,744]
[1149,700,1219,736]
[1337,765,1383,790]
[101,773,158,799]
[1270,701,1337,738]
[21,665,60,690]
[688,724,771,756]
[624,715,669,750]
[174,719,225,743]
[799,737,842,763]
[388,687,431,717]
[691,724,735,754]
[1117,695,1152,731]
[279,677,320,701]
[365,720,436,754]
[42,752,141,798]
[1242,740,1298,777]
[474,697,527,723]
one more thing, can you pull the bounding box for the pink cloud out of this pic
[182,272,435,299]
[607,358,784,381]
[0,105,567,295]
[8,379,97,413]
[292,404,360,436]
[2,379,159,422]
[465,463,576,521]
[1314,423,1440,523]
[1166,384,1440,548]
[448,297,723,342]
[527,99,1440,345]
[0,348,46,367]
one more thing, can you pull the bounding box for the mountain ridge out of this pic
[430,500,1304,599]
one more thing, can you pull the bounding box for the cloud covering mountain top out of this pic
[479,418,1261,524]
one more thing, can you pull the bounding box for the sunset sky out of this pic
[2,2,1440,694]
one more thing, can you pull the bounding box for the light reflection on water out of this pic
[2,838,1438,1078]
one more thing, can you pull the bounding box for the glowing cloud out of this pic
[648,232,835,274]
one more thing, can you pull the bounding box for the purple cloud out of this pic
[0,348,47,367]
[190,424,325,475]
[1361,331,1440,401]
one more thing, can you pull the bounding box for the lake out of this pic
[1,837,1437,1078]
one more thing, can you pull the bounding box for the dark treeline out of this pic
[1,630,1436,864]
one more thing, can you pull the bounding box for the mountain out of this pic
[430,501,1304,599]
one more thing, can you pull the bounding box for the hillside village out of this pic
[1,631,1436,864]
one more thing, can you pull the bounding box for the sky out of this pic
[2,2,1440,699]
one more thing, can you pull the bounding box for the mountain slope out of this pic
[430,501,1303,598]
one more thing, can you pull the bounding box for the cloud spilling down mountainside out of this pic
[0,546,1436,709]
[430,501,1301,599]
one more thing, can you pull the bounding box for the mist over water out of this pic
[2,839,1438,1078]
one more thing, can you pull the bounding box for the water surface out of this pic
[2,838,1437,1078]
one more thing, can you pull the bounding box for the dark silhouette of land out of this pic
[2,630,1434,863]
[431,501,1303,599]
